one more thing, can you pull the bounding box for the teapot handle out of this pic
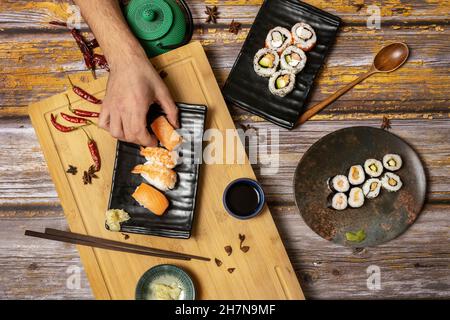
[158,0,194,50]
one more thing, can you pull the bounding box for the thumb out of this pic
[158,93,179,129]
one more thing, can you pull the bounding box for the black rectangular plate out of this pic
[223,0,341,129]
[108,103,207,239]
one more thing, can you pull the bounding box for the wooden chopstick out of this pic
[44,228,210,262]
[25,230,191,261]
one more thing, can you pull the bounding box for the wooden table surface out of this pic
[0,0,449,299]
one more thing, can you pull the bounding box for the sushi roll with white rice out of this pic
[328,192,348,211]
[265,27,292,53]
[381,172,403,192]
[269,70,295,97]
[383,154,403,171]
[280,46,307,75]
[348,165,365,185]
[291,22,317,52]
[348,187,365,208]
[253,48,280,77]
[328,175,350,193]
[364,159,383,177]
[363,178,382,199]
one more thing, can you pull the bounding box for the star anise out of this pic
[83,165,99,185]
[381,116,391,130]
[229,20,241,35]
[205,6,219,24]
[66,165,78,175]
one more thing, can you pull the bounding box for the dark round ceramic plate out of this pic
[293,126,426,247]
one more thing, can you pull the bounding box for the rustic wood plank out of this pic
[0,27,448,118]
[0,203,448,299]
[0,118,448,205]
[0,0,448,28]
[0,210,93,300]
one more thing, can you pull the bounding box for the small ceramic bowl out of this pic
[135,264,195,300]
[223,178,265,220]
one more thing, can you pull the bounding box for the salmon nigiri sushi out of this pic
[131,163,177,191]
[139,146,178,169]
[132,183,169,216]
[150,116,183,151]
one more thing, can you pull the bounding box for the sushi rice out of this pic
[348,187,365,208]
[253,48,280,78]
[291,22,317,51]
[383,154,403,171]
[268,70,296,97]
[364,158,383,177]
[328,175,350,193]
[328,192,348,211]
[280,46,307,75]
[381,172,403,192]
[362,178,382,199]
[348,165,365,185]
[265,27,292,53]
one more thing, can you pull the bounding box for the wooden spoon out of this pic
[297,42,409,125]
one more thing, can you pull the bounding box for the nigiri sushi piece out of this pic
[139,146,178,169]
[131,163,177,191]
[151,116,183,151]
[132,183,169,216]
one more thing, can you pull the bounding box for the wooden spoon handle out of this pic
[297,70,375,125]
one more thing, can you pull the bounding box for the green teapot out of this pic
[123,0,194,57]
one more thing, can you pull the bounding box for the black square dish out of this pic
[223,0,341,129]
[108,103,207,239]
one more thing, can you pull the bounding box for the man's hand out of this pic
[99,53,179,146]
[73,0,178,146]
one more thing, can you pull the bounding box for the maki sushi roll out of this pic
[364,159,383,177]
[348,187,365,208]
[381,172,403,192]
[328,175,350,193]
[253,48,279,77]
[363,178,382,199]
[265,27,292,53]
[383,154,403,171]
[291,22,317,52]
[328,192,348,211]
[348,165,365,185]
[269,70,295,97]
[280,46,307,75]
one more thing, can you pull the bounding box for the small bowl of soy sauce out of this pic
[223,178,265,220]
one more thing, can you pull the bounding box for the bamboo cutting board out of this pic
[28,41,304,300]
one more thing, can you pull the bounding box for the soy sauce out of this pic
[225,182,260,217]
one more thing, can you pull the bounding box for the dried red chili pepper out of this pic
[92,54,110,72]
[67,76,102,104]
[61,112,93,124]
[86,38,99,50]
[71,28,96,79]
[82,128,101,172]
[48,21,68,27]
[50,114,88,132]
[65,94,100,118]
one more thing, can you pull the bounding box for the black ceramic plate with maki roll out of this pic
[223,0,341,129]
[108,103,207,239]
[293,127,426,247]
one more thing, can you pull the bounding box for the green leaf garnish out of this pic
[345,229,366,243]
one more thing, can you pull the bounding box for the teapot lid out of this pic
[126,0,176,41]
